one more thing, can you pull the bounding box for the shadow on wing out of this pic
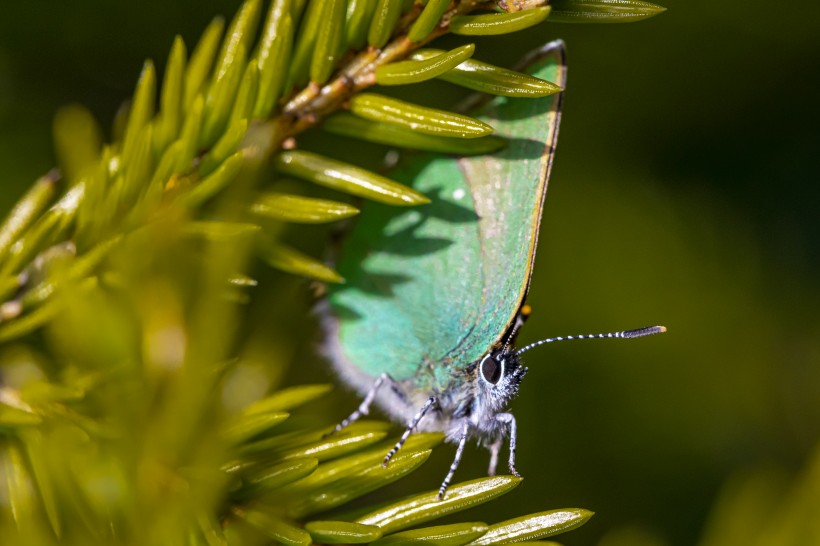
[353,271,414,298]
[423,186,481,223]
[497,137,549,161]
[329,302,363,321]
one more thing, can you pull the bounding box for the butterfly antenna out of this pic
[515,325,667,356]
[503,305,532,352]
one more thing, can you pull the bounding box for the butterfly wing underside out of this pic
[326,42,567,395]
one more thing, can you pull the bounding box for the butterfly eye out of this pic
[480,354,504,385]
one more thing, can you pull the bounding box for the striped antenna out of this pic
[503,304,532,353]
[515,325,667,356]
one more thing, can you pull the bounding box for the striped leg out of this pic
[487,438,502,476]
[496,413,520,477]
[382,396,436,467]
[329,373,404,436]
[438,422,470,499]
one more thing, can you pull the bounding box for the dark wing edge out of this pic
[499,40,569,343]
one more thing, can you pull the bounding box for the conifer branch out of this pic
[0,3,666,540]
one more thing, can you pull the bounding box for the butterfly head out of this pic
[476,347,528,411]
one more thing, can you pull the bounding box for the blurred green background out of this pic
[2,1,819,544]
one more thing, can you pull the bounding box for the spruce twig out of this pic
[0,1,665,543]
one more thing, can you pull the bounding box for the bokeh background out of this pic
[2,1,819,544]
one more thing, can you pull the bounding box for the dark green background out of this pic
[2,1,818,544]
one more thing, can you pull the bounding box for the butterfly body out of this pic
[323,41,567,493]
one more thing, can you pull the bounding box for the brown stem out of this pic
[263,0,483,155]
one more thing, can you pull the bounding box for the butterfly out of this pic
[323,40,665,498]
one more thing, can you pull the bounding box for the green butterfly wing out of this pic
[326,42,567,392]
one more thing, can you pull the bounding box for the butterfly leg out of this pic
[496,412,520,477]
[438,421,470,499]
[383,396,436,467]
[487,438,502,476]
[330,373,406,435]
